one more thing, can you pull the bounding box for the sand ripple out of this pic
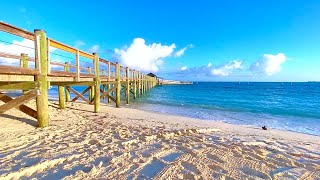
[0,102,319,179]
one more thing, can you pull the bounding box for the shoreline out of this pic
[113,102,320,144]
[129,101,320,138]
[1,101,319,179]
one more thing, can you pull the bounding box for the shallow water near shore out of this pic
[45,82,320,136]
[135,82,320,136]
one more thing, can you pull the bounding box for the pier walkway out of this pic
[0,22,157,127]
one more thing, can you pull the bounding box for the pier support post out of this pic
[107,62,111,103]
[20,53,29,94]
[102,70,106,100]
[126,67,130,104]
[58,86,65,109]
[64,62,71,102]
[144,75,146,93]
[35,29,49,127]
[143,74,146,94]
[141,73,144,94]
[116,63,121,108]
[88,67,95,102]
[133,70,137,99]
[93,53,100,112]
[138,72,141,97]
[147,76,149,90]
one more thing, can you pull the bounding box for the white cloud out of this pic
[89,45,99,53]
[174,44,193,57]
[181,66,187,71]
[250,53,286,75]
[211,60,243,76]
[174,48,186,57]
[74,40,85,48]
[114,38,176,72]
[175,60,243,77]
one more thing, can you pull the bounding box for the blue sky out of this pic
[0,0,320,81]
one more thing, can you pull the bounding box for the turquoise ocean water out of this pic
[48,82,320,136]
[135,82,320,136]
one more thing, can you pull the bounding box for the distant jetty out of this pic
[146,73,193,85]
[158,79,193,85]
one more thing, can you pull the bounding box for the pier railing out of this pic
[0,22,157,127]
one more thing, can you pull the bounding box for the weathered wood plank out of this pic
[0,22,35,40]
[0,51,21,60]
[0,65,39,75]
[48,71,76,77]
[49,39,94,59]
[49,71,95,78]
[51,82,95,86]
[0,74,34,82]
[0,92,37,119]
[0,90,38,114]
[0,82,36,90]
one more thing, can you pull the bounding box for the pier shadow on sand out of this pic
[0,114,37,127]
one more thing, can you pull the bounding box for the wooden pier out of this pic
[0,22,157,127]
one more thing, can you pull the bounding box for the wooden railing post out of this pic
[20,53,29,94]
[64,62,71,102]
[116,62,121,108]
[126,67,130,104]
[20,53,28,68]
[47,39,51,74]
[75,50,80,82]
[34,29,49,127]
[93,53,100,112]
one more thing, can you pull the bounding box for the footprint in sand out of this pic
[181,162,200,174]
[241,166,270,179]
[207,164,227,174]
[206,154,224,163]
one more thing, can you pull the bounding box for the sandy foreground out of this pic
[0,101,320,180]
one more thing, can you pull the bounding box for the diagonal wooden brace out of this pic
[70,86,91,102]
[66,86,90,104]
[0,90,38,117]
[106,94,116,103]
[100,85,116,98]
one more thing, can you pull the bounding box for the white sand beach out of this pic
[0,101,319,179]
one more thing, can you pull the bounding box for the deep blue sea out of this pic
[48,82,320,136]
[135,82,320,136]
